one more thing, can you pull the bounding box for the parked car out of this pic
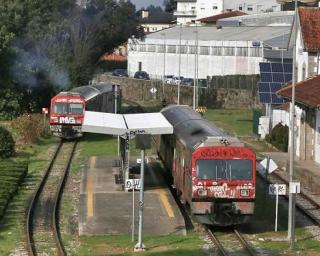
[112,69,128,77]
[134,71,150,80]
[181,78,194,86]
[164,75,174,84]
[173,76,184,85]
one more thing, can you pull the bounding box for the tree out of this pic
[163,0,176,13]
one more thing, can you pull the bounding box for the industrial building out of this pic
[127,12,293,80]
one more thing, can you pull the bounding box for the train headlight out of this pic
[197,188,207,197]
[51,117,58,123]
[76,119,82,124]
[240,189,249,197]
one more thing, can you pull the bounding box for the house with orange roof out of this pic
[276,7,320,164]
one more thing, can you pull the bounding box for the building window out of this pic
[239,6,242,10]
[200,46,209,55]
[157,45,165,53]
[139,44,147,52]
[247,6,253,11]
[179,45,187,54]
[249,47,262,57]
[237,47,248,56]
[212,46,222,56]
[224,47,235,56]
[213,6,218,10]
[188,46,196,54]
[147,44,156,52]
[167,45,176,54]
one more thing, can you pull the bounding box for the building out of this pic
[174,0,281,24]
[196,11,246,25]
[139,10,175,33]
[127,12,292,79]
[272,7,320,165]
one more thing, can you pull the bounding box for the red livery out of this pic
[49,83,120,139]
[159,106,256,226]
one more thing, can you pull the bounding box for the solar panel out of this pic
[258,62,292,104]
[271,63,283,73]
[258,82,270,92]
[260,73,272,82]
[259,93,272,104]
[260,63,271,72]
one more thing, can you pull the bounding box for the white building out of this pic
[127,22,290,79]
[174,0,281,24]
[274,7,320,165]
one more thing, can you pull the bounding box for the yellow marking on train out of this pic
[87,156,96,218]
[159,190,175,218]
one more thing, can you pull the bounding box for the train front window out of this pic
[196,159,253,180]
[54,103,68,114]
[54,103,83,114]
[69,103,83,114]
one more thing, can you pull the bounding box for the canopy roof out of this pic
[82,111,173,137]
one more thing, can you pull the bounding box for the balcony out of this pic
[174,10,197,17]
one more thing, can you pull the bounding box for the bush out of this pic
[266,123,289,152]
[11,114,45,144]
[0,126,15,158]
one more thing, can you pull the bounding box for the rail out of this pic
[25,140,77,256]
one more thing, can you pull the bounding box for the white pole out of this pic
[162,33,166,97]
[193,28,197,110]
[115,85,120,157]
[288,0,298,249]
[178,23,182,105]
[132,185,135,242]
[275,186,279,232]
[196,25,199,108]
[135,149,145,251]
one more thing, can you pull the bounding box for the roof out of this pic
[161,105,230,151]
[277,75,320,108]
[82,112,173,137]
[101,53,127,61]
[197,11,246,24]
[145,25,290,46]
[217,11,294,27]
[298,7,320,51]
[71,83,114,101]
[140,12,175,24]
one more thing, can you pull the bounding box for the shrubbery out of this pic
[266,123,289,152]
[0,161,28,220]
[11,114,45,144]
[0,126,15,158]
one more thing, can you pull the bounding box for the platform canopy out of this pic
[82,111,173,138]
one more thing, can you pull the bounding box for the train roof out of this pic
[161,105,236,150]
[70,83,115,101]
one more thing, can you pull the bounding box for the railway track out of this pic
[261,171,320,227]
[25,140,77,256]
[207,227,256,256]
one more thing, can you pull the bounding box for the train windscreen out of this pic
[196,159,252,181]
[54,103,83,114]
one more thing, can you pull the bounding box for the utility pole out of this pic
[288,0,298,249]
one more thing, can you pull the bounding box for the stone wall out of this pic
[97,74,262,109]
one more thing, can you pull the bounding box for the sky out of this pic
[130,0,164,10]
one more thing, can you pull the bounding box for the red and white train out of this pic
[159,105,256,226]
[50,83,120,138]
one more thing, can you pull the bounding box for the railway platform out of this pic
[79,156,186,236]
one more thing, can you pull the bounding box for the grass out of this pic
[0,136,59,255]
[203,108,254,136]
[73,233,207,256]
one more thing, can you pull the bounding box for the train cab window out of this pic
[54,103,68,114]
[196,159,252,180]
[69,103,83,114]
